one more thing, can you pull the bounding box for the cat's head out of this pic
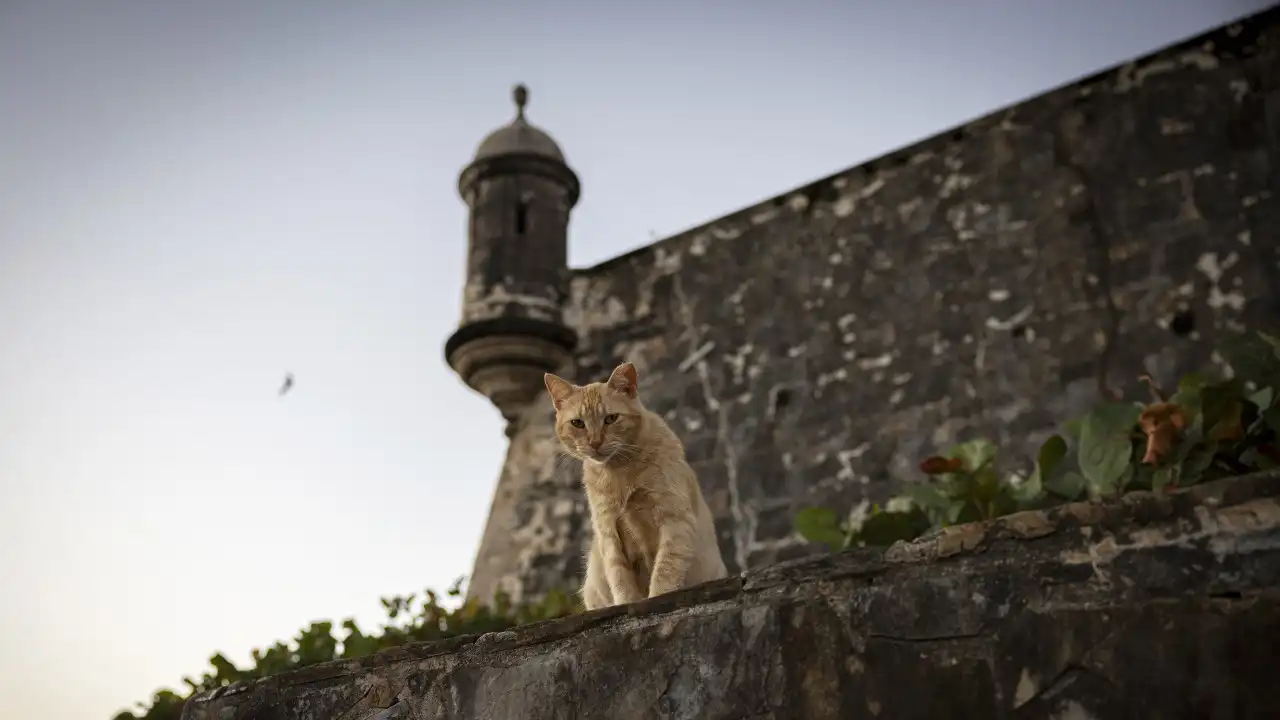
[543,362,644,466]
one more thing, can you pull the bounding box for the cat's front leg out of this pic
[598,527,643,605]
[581,541,611,610]
[649,517,695,598]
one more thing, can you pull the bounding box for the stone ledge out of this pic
[183,471,1280,720]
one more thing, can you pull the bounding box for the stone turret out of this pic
[445,84,580,428]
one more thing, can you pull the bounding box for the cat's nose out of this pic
[589,438,603,449]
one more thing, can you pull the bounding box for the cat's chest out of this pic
[614,490,660,549]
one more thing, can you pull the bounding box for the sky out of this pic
[0,0,1270,717]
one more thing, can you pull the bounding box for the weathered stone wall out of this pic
[185,473,1280,720]
[465,8,1280,605]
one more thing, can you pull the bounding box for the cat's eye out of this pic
[570,418,585,428]
[604,414,619,425]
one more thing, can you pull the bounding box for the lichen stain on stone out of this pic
[1000,511,1056,540]
[835,443,871,483]
[1198,497,1280,537]
[565,286,628,335]
[723,343,755,384]
[946,204,979,241]
[463,284,562,323]
[651,245,683,275]
[751,206,780,225]
[1195,251,1247,313]
[815,367,848,389]
[1153,169,1203,221]
[939,172,977,198]
[1060,500,1108,527]
[832,196,856,218]
[860,176,887,198]
[986,305,1034,331]
[908,149,935,166]
[856,353,894,371]
[936,524,987,558]
[1229,78,1250,102]
[1114,48,1220,93]
[710,223,743,241]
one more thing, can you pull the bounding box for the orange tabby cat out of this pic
[543,362,728,609]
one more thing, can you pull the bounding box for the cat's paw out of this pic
[647,584,677,599]
[612,587,645,605]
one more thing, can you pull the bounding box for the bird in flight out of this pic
[279,373,294,397]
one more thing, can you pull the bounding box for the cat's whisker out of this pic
[553,452,581,471]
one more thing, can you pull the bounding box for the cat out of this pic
[543,362,729,610]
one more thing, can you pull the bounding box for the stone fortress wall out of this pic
[452,8,1280,605]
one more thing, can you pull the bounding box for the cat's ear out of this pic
[543,373,576,410]
[607,362,638,398]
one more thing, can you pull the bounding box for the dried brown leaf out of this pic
[1138,402,1187,465]
[919,456,965,475]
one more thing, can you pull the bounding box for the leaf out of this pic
[1117,461,1137,492]
[1263,407,1280,434]
[1243,444,1280,470]
[1078,403,1141,496]
[1015,435,1067,503]
[1218,331,1280,388]
[1036,435,1069,477]
[1085,472,1120,500]
[947,499,983,525]
[793,507,847,551]
[1177,441,1217,486]
[902,482,954,528]
[944,438,999,509]
[1062,416,1084,442]
[946,438,997,474]
[1248,386,1274,411]
[855,507,931,547]
[902,482,951,512]
[1128,461,1156,491]
[1201,379,1247,442]
[1258,330,1280,353]
[1178,371,1219,393]
[1046,471,1087,500]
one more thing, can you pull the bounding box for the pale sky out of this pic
[0,1,1268,718]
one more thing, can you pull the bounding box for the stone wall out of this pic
[184,472,1280,720]
[465,8,1280,605]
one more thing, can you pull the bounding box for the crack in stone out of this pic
[1033,665,1085,705]
[1015,609,1135,711]
[673,273,753,573]
[864,629,987,645]
[1051,121,1123,402]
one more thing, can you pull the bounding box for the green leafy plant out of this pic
[113,578,580,720]
[794,501,931,551]
[794,329,1280,552]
